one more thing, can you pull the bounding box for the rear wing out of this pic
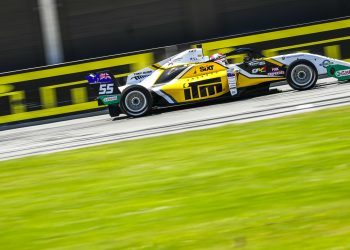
[87,71,121,105]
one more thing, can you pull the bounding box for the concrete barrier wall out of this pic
[1,17,350,125]
[1,0,349,72]
[59,0,350,62]
[0,0,45,72]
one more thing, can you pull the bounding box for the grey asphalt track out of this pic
[0,78,349,161]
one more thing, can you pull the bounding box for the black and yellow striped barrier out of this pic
[1,17,349,125]
[0,52,154,124]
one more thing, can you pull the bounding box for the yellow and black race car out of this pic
[87,48,349,118]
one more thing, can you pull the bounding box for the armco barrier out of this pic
[1,17,350,125]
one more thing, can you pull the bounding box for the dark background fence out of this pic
[1,0,350,73]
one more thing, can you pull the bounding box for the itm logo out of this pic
[183,78,222,101]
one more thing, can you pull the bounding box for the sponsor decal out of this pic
[268,71,285,76]
[99,83,114,95]
[88,72,114,84]
[173,58,183,62]
[227,69,237,96]
[190,57,199,61]
[252,67,267,74]
[99,73,112,80]
[271,67,280,72]
[103,96,119,102]
[335,69,350,77]
[248,61,266,67]
[200,65,214,72]
[131,70,153,81]
[87,74,99,84]
[183,79,222,100]
[167,57,183,66]
[320,60,332,68]
[131,75,150,81]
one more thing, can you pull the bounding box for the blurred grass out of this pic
[1,106,350,249]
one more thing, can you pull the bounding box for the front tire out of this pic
[120,86,153,117]
[286,60,318,90]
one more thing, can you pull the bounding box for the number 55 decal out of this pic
[99,84,114,95]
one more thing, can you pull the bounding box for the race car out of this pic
[87,48,350,118]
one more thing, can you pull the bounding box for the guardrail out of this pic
[1,17,349,125]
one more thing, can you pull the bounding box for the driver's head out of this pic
[209,53,228,65]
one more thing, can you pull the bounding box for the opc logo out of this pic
[252,67,267,74]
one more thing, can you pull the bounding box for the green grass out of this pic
[1,106,350,250]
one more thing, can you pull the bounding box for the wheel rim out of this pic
[291,64,314,87]
[125,91,147,113]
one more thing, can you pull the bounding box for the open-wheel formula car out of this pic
[87,48,350,118]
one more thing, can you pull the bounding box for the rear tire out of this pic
[120,85,153,117]
[286,60,318,90]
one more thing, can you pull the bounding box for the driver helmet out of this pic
[210,53,228,65]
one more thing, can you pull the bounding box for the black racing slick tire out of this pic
[286,60,318,91]
[108,104,120,118]
[120,85,153,118]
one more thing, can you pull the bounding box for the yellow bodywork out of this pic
[157,61,285,104]
[161,62,229,103]
[236,74,284,88]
